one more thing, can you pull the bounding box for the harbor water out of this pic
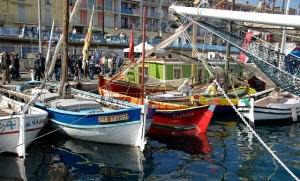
[1,113,300,180]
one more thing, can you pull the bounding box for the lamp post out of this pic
[38,0,42,54]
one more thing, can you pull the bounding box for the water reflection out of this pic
[41,134,155,180]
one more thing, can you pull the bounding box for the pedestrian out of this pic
[34,53,45,81]
[100,55,107,75]
[31,25,37,38]
[1,51,11,85]
[13,53,20,81]
[9,52,15,79]
[74,57,83,81]
[72,27,77,40]
[82,58,88,81]
[115,53,124,73]
[55,54,62,80]
[120,32,125,43]
[22,24,29,38]
[107,55,113,77]
[88,55,95,79]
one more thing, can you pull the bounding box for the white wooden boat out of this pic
[16,81,156,151]
[238,88,300,126]
[0,94,48,157]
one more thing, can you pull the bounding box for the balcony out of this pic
[147,12,160,19]
[143,0,160,5]
[121,8,133,14]
[133,9,141,16]
[0,27,19,37]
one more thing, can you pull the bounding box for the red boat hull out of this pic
[98,75,175,98]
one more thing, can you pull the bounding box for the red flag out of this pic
[128,28,134,62]
[238,31,254,63]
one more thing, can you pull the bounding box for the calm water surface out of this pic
[1,114,300,181]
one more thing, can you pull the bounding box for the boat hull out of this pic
[98,75,175,98]
[0,96,48,156]
[238,106,300,124]
[35,103,154,146]
[98,88,217,132]
[238,95,300,125]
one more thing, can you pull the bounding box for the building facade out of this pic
[0,0,260,42]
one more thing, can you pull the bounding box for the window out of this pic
[87,12,97,24]
[230,66,234,73]
[105,0,113,11]
[104,15,113,27]
[121,17,128,29]
[45,0,52,5]
[173,66,181,79]
[87,0,94,9]
[45,8,51,25]
[18,5,25,22]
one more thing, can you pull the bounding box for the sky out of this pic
[237,0,298,9]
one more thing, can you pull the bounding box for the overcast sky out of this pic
[236,0,298,9]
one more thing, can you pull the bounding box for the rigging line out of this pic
[174,14,214,78]
[180,15,300,181]
[0,112,93,155]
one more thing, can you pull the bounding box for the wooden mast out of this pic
[191,22,195,83]
[59,0,71,98]
[141,7,146,104]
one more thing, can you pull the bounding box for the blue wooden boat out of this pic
[16,81,156,151]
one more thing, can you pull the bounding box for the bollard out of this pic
[30,69,35,81]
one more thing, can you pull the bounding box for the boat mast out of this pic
[59,0,71,98]
[141,7,146,104]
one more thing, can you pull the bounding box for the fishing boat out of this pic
[14,0,156,151]
[99,88,217,133]
[16,80,156,150]
[0,91,48,157]
[238,87,300,126]
[197,85,256,113]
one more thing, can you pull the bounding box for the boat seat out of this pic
[38,93,59,102]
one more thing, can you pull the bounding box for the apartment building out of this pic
[0,0,262,44]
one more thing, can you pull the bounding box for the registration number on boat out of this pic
[98,114,129,123]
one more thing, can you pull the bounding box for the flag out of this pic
[82,8,94,61]
[128,28,134,62]
[238,31,254,63]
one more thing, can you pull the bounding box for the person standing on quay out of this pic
[0,51,11,85]
[13,53,20,81]
[34,53,45,81]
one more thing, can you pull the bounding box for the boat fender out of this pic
[291,105,297,122]
[240,98,250,107]
[190,95,199,107]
